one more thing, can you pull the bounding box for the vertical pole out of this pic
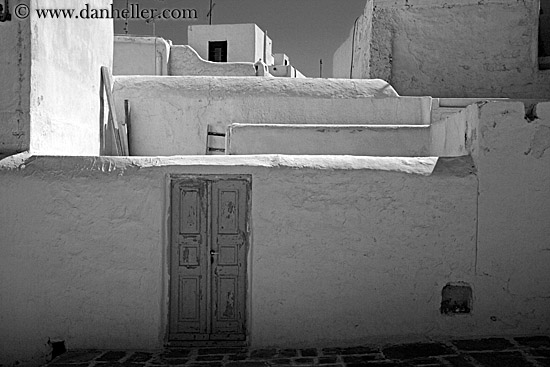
[209,0,213,25]
[319,59,323,78]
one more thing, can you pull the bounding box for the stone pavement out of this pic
[45,336,550,367]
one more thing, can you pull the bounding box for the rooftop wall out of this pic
[169,45,256,76]
[113,76,415,156]
[188,24,261,63]
[114,36,170,76]
[335,0,550,98]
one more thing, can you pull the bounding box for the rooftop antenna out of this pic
[207,0,216,25]
[123,0,129,34]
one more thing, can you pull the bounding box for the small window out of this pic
[208,41,227,63]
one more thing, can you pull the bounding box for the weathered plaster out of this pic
[472,101,550,335]
[188,24,265,63]
[227,124,433,156]
[338,0,550,98]
[112,77,438,156]
[0,154,475,366]
[169,45,256,76]
[333,0,373,79]
[114,36,170,76]
[0,6,31,153]
[28,0,113,155]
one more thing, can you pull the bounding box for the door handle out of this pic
[210,250,219,256]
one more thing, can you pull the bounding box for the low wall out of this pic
[169,45,256,76]
[112,76,435,156]
[114,36,170,76]
[227,124,432,156]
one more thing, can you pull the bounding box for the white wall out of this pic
[169,45,256,76]
[472,101,550,335]
[188,24,260,63]
[28,0,113,155]
[332,0,373,79]
[2,100,550,364]
[341,0,550,98]
[227,124,434,156]
[0,154,476,365]
[112,76,433,156]
[114,36,170,76]
[0,8,31,154]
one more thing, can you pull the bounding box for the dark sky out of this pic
[113,0,367,77]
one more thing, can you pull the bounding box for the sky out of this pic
[113,0,367,77]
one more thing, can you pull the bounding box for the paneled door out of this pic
[169,176,249,342]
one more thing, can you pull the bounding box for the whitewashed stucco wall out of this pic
[169,45,256,76]
[472,101,550,335]
[188,24,261,63]
[114,36,170,76]
[332,0,373,79]
[0,154,476,366]
[28,0,113,155]
[111,76,439,156]
[0,6,31,154]
[338,0,550,98]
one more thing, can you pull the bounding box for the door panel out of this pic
[170,181,208,339]
[169,177,248,342]
[211,180,247,339]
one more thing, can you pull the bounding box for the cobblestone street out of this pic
[45,336,550,367]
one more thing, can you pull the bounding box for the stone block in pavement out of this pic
[322,346,378,355]
[318,356,338,364]
[198,347,247,355]
[383,343,455,359]
[469,351,535,367]
[342,355,379,364]
[150,357,188,365]
[125,352,153,363]
[225,362,269,367]
[515,336,550,348]
[195,355,225,361]
[451,338,513,351]
[161,349,191,358]
[250,349,277,359]
[293,357,315,364]
[300,348,318,357]
[277,349,297,357]
[442,355,477,367]
[96,351,128,361]
[50,350,103,364]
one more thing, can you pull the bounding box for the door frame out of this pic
[163,174,252,347]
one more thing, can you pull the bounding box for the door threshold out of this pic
[166,340,248,348]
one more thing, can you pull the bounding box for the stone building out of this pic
[0,1,549,366]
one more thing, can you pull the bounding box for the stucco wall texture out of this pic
[0,0,113,155]
[114,36,170,76]
[1,101,549,366]
[334,0,550,98]
[112,76,438,156]
[169,46,257,76]
[0,3,31,153]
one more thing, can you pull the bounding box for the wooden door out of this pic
[169,177,249,342]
